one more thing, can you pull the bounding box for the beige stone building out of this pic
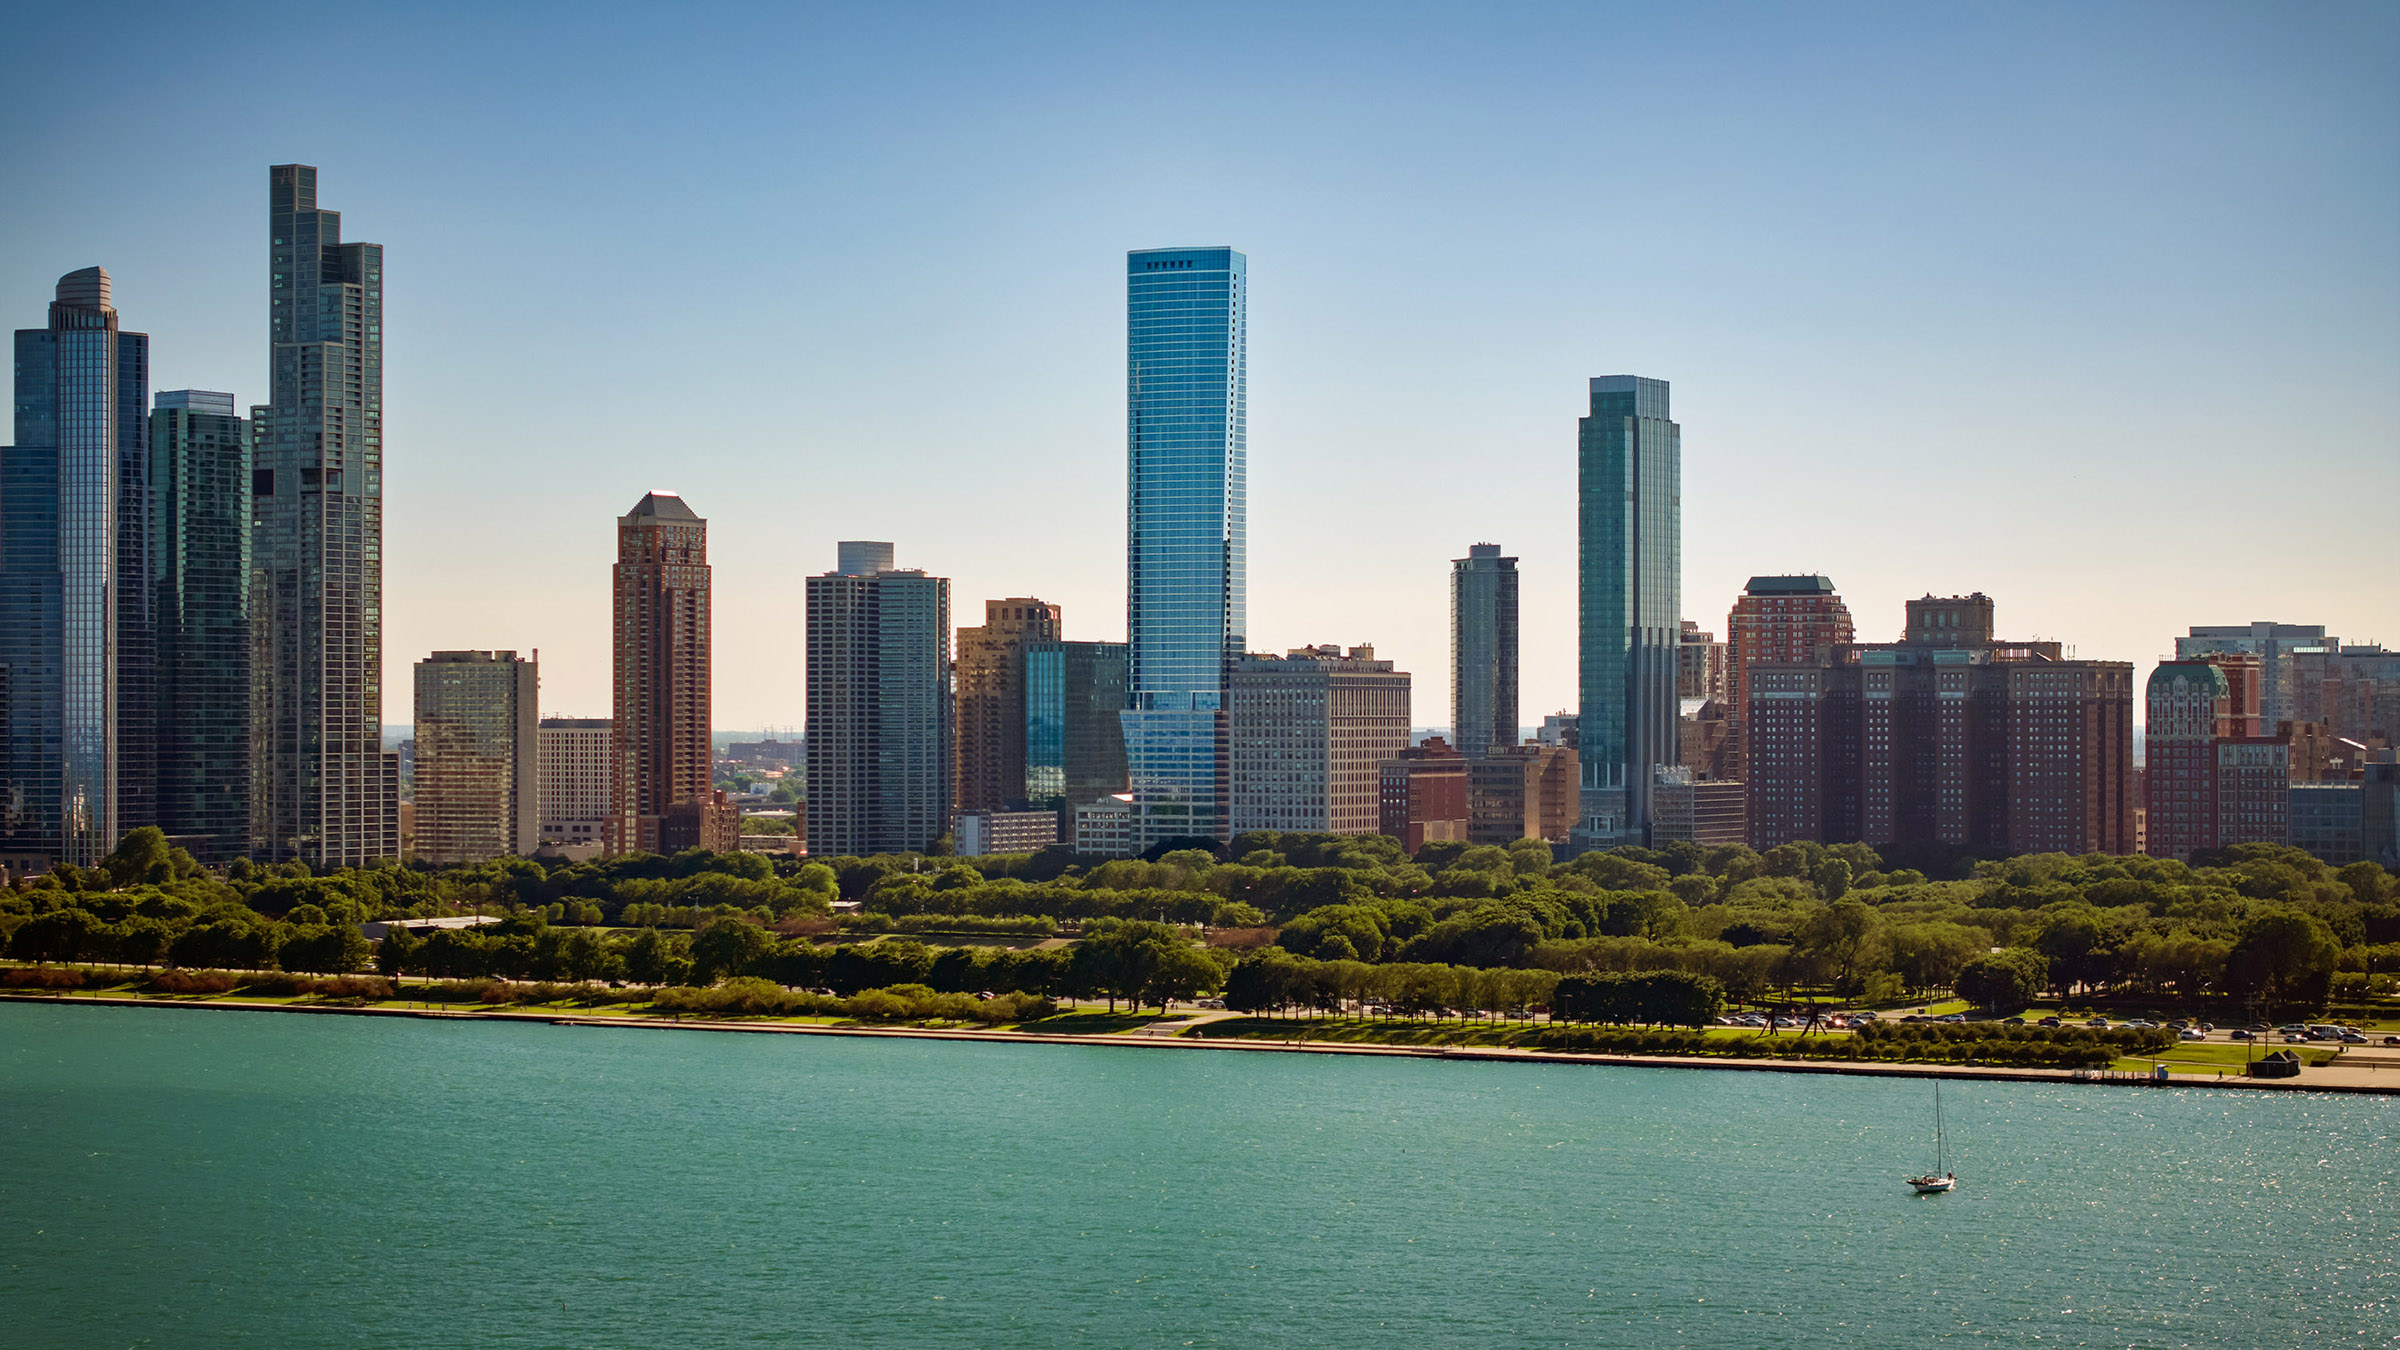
[1229,646,1411,836]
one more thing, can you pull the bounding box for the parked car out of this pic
[2180,1028,2206,1041]
[1937,1014,1966,1024]
[2002,1017,2027,1025]
[2086,1018,2110,1028]
[1849,1011,1880,1022]
[2284,1034,2311,1044]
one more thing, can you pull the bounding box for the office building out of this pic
[1574,376,1680,849]
[608,491,734,854]
[2288,645,2400,749]
[1651,768,1747,847]
[953,810,1060,857]
[252,166,399,865]
[538,717,611,847]
[1451,543,1519,759]
[150,391,253,861]
[1378,735,1469,853]
[954,597,1061,814]
[412,651,538,864]
[1468,742,1580,846]
[1228,645,1410,836]
[1678,620,1727,703]
[1123,246,1245,852]
[2144,658,2232,862]
[2175,623,2335,728]
[1537,712,1578,750]
[2290,781,2364,865]
[1,267,150,868]
[1025,639,1129,813]
[805,543,952,856]
[1726,576,1853,779]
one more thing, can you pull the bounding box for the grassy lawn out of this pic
[1013,1010,1190,1036]
[1185,1016,1528,1047]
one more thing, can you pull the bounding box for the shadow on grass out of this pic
[1013,1011,1183,1036]
[1184,1017,1530,1047]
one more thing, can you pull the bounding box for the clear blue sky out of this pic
[6,1,2395,730]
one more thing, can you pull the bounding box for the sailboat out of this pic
[1907,1081,1957,1194]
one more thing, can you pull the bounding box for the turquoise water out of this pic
[1,1004,2393,1347]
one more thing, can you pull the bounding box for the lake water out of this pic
[1,1003,2393,1347]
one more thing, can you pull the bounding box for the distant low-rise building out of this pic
[955,809,1061,857]
[1378,736,1469,853]
[1467,742,1578,846]
[1072,793,1135,858]
[539,717,611,848]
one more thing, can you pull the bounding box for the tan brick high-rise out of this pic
[955,598,1062,815]
[608,492,733,854]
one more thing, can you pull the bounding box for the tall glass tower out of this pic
[1,267,150,867]
[1451,542,1520,759]
[1122,246,1245,853]
[151,391,252,862]
[253,164,399,865]
[1574,375,1680,850]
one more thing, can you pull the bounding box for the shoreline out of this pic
[8,991,2396,1096]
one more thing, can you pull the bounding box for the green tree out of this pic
[2228,909,2341,1014]
[689,917,773,985]
[1956,949,2046,1012]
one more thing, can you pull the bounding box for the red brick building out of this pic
[1378,736,1469,853]
[2144,654,2287,861]
[1726,576,1853,779]
[608,492,734,855]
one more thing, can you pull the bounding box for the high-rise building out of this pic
[1378,735,1469,853]
[1025,640,1129,814]
[412,651,538,865]
[2288,645,2400,749]
[150,391,252,861]
[1123,246,1245,853]
[2175,622,2336,728]
[954,597,1061,815]
[1450,543,1518,760]
[1228,645,1410,836]
[1574,376,1680,849]
[2145,654,2287,861]
[608,492,732,855]
[1726,576,1853,780]
[1748,595,2133,855]
[1,267,150,868]
[805,543,952,856]
[253,166,399,866]
[1677,620,1727,703]
[537,717,611,848]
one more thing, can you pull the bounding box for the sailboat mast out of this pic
[1934,1082,1945,1174]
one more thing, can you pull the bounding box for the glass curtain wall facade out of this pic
[1575,375,1681,849]
[253,165,399,865]
[1,267,149,867]
[1123,246,1245,852]
[1025,640,1130,814]
[413,650,539,864]
[1451,543,1519,759]
[151,391,252,861]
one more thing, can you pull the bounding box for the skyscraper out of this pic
[412,650,538,864]
[1228,645,1411,836]
[954,597,1061,815]
[1,267,149,868]
[608,491,732,854]
[151,390,252,861]
[1574,376,1680,849]
[1123,246,1245,853]
[2175,622,2335,728]
[253,165,398,865]
[1451,543,1519,759]
[805,543,952,856]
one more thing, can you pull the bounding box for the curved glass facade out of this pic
[1123,247,1245,849]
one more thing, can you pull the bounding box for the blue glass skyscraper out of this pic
[1,267,150,867]
[1123,246,1245,853]
[1574,375,1680,850]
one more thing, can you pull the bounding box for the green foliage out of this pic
[1551,970,1724,1027]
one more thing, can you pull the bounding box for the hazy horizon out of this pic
[6,2,2394,730]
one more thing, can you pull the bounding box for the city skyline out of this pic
[2,5,2394,734]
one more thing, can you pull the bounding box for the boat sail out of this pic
[1907,1082,1957,1194]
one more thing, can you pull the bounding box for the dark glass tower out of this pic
[1025,640,1130,815]
[1122,246,1245,853]
[253,165,398,865]
[151,390,252,861]
[1,267,150,867]
[1451,543,1519,759]
[1574,376,1681,849]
